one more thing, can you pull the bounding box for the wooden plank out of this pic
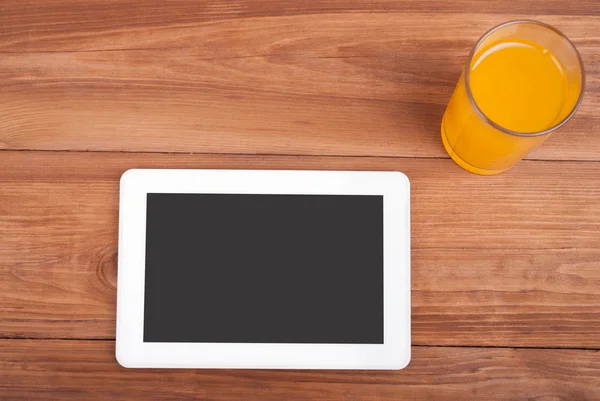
[2,0,600,43]
[2,2,599,57]
[1,151,599,346]
[1,10,598,160]
[1,340,600,400]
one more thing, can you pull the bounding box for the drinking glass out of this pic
[441,20,585,175]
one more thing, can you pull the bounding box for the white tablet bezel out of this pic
[116,169,410,369]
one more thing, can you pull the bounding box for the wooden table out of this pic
[1,1,599,400]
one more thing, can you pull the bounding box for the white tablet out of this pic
[116,169,410,369]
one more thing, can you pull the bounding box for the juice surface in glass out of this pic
[471,40,566,133]
[441,21,584,175]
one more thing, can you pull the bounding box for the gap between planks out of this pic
[2,148,600,164]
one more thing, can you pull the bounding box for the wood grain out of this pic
[2,2,600,396]
[2,340,600,401]
[1,5,598,159]
[1,151,599,347]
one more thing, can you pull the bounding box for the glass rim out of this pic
[464,19,586,138]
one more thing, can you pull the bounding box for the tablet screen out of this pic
[143,193,384,344]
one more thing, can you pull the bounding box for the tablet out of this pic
[116,169,410,369]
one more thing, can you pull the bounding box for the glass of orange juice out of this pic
[441,20,584,175]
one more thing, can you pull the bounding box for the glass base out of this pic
[441,116,510,176]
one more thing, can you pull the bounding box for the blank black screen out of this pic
[143,193,383,344]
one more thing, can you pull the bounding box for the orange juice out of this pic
[470,40,567,133]
[441,22,583,175]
